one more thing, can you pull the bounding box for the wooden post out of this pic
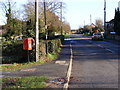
[35,0,39,62]
[60,2,63,35]
[104,0,106,32]
[43,0,48,54]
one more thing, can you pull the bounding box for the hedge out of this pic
[2,36,63,64]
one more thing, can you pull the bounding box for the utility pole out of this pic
[60,2,63,35]
[90,14,92,34]
[43,0,48,54]
[35,0,39,62]
[84,20,85,26]
[104,0,106,32]
[90,14,92,25]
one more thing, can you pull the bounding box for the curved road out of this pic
[69,34,118,88]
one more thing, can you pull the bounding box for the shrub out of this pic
[2,37,63,64]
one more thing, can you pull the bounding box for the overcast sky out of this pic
[0,0,120,29]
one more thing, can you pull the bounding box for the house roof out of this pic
[0,25,6,34]
[106,19,114,24]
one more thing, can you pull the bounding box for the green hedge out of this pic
[2,40,29,63]
[2,36,63,64]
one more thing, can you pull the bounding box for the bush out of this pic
[2,40,30,63]
[2,37,63,64]
[55,35,65,44]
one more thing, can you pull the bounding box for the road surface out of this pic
[69,34,119,89]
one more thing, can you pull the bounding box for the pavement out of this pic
[2,39,71,88]
[104,39,120,45]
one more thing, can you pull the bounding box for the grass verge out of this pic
[1,49,61,71]
[47,53,58,60]
[2,76,48,88]
[64,34,70,38]
[84,34,92,36]
[1,60,46,71]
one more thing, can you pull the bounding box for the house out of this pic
[118,1,120,10]
[106,19,114,34]
[0,25,6,34]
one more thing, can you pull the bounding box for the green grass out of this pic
[85,34,92,36]
[64,34,70,38]
[47,53,58,60]
[2,76,48,88]
[1,60,46,71]
[1,51,60,71]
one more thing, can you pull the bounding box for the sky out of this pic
[64,0,120,29]
[0,0,120,29]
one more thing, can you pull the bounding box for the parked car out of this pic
[92,33,103,40]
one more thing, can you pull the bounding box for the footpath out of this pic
[83,34,120,45]
[2,39,71,88]
[104,39,120,45]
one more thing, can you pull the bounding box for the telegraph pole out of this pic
[60,2,63,35]
[90,14,92,34]
[104,0,106,32]
[35,0,39,62]
[44,0,47,29]
[43,0,48,54]
[90,14,92,25]
[84,20,85,26]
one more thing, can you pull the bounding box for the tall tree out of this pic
[95,19,104,32]
[62,22,71,34]
[1,0,17,40]
[23,1,68,37]
[114,8,120,35]
[95,18,103,28]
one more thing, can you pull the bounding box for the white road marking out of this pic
[64,40,73,89]
[0,75,4,77]
[106,49,115,53]
[4,72,11,74]
[55,61,66,64]
[96,44,115,54]
[97,45,104,48]
[20,68,36,72]
[55,61,68,66]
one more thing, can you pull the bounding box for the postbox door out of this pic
[28,39,32,50]
[23,38,32,50]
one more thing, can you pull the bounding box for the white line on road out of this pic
[0,75,4,77]
[63,40,73,89]
[97,45,115,54]
[4,72,11,74]
[106,49,115,53]
[97,45,104,48]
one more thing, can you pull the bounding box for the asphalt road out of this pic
[69,34,119,89]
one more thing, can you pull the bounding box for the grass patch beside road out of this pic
[47,53,58,60]
[1,60,46,71]
[84,34,92,36]
[1,52,60,71]
[2,76,48,88]
[64,34,70,38]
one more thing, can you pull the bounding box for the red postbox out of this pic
[23,38,34,50]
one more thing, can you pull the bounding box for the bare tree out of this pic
[95,18,103,28]
[23,0,67,35]
[0,0,16,19]
[0,0,17,40]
